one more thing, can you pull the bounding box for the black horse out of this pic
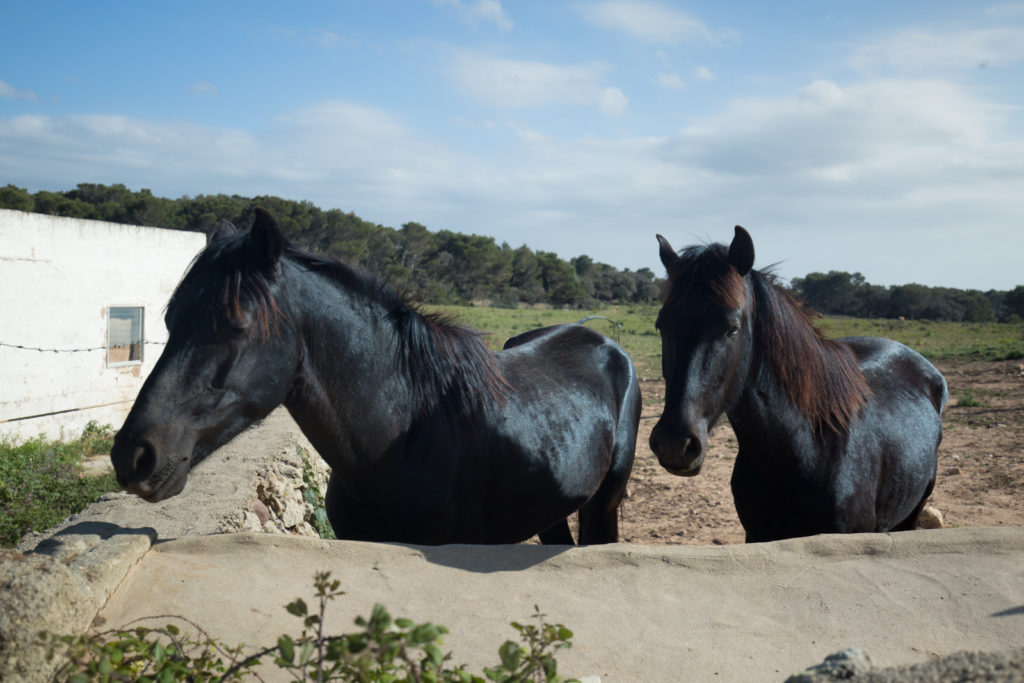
[649,226,946,542]
[110,209,640,545]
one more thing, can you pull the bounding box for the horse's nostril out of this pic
[130,442,157,480]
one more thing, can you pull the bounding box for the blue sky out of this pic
[2,1,1023,290]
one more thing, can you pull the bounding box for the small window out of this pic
[108,306,144,366]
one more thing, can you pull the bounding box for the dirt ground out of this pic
[618,360,1024,545]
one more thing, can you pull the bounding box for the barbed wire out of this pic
[0,341,166,353]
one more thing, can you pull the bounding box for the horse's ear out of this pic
[728,225,755,276]
[250,207,284,273]
[207,219,237,245]
[657,234,680,271]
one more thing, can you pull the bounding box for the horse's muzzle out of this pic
[110,431,190,502]
[649,419,706,476]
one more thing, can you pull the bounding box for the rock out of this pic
[280,498,307,528]
[788,648,1024,682]
[917,504,944,529]
[251,443,331,537]
[786,648,875,681]
[253,498,272,525]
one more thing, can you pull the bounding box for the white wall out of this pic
[0,209,206,440]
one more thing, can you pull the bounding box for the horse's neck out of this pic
[727,341,809,455]
[283,272,414,469]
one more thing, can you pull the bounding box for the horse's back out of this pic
[843,336,948,414]
[503,324,637,391]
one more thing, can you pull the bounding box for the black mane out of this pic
[168,231,507,418]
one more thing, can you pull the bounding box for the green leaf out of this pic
[298,640,315,666]
[425,642,444,667]
[326,638,349,659]
[278,635,295,664]
[347,633,367,654]
[165,624,180,636]
[498,641,521,671]
[411,623,441,644]
[395,618,414,629]
[542,654,557,678]
[286,598,308,617]
[370,603,392,630]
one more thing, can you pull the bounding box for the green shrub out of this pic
[43,571,579,682]
[0,422,119,547]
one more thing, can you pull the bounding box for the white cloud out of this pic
[580,1,719,43]
[851,26,1024,72]
[2,71,1022,290]
[672,78,1008,181]
[438,0,513,31]
[657,72,685,90]
[693,65,715,81]
[0,80,38,101]
[312,30,347,48]
[187,82,218,96]
[449,53,628,115]
[986,3,1024,17]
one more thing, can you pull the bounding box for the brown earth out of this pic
[617,360,1024,546]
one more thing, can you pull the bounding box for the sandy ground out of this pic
[619,360,1024,546]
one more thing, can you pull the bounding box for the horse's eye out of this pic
[726,326,740,338]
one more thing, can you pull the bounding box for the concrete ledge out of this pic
[96,527,1024,682]
[0,524,154,682]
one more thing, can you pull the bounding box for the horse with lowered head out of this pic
[649,226,946,542]
[110,208,640,545]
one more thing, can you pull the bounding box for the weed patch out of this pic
[0,422,119,547]
[43,571,579,682]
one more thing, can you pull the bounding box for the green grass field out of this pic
[434,304,1024,379]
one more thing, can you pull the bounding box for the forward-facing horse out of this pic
[110,208,640,545]
[649,226,946,542]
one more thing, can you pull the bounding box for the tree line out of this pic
[0,183,658,308]
[3,182,1021,319]
[791,271,1024,323]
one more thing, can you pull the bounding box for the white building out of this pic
[0,209,206,440]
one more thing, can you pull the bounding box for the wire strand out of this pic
[0,341,166,353]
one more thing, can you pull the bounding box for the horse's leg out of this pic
[577,492,621,544]
[538,519,575,545]
[892,476,936,531]
[578,378,641,545]
[576,444,633,544]
[323,471,353,540]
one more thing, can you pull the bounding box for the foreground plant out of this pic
[43,571,579,682]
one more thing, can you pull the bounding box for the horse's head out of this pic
[110,208,301,502]
[649,226,755,476]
